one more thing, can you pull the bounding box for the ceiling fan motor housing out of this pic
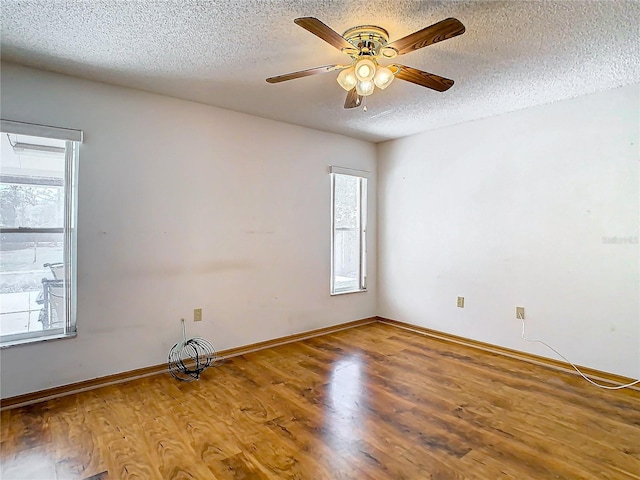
[341,25,396,58]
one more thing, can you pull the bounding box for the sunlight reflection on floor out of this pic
[0,446,57,479]
[325,354,368,452]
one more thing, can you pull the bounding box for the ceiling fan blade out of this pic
[391,64,454,92]
[266,65,338,83]
[344,88,363,109]
[386,18,465,55]
[294,17,353,51]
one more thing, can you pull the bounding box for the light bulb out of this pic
[373,66,395,90]
[358,64,371,78]
[354,58,376,82]
[356,80,374,96]
[336,67,357,91]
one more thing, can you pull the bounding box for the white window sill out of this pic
[331,289,367,296]
[1,331,77,349]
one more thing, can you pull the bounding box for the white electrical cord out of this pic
[519,314,640,390]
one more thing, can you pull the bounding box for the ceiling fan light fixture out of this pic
[373,66,395,90]
[354,58,376,82]
[336,66,357,91]
[356,80,374,96]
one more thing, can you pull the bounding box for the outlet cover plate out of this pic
[457,297,464,308]
[516,306,525,319]
[194,308,203,322]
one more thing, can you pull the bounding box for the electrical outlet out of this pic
[457,297,464,308]
[516,306,525,319]
[194,308,202,322]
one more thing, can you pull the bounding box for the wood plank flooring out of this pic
[1,322,639,479]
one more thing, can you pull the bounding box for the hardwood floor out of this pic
[1,322,639,479]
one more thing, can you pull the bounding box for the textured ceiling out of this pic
[1,0,639,143]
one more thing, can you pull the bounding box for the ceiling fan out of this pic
[266,17,465,110]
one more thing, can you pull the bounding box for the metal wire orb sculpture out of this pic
[168,319,218,381]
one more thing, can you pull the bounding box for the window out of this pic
[0,120,82,346]
[330,166,368,295]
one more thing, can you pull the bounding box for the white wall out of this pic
[0,63,377,398]
[378,84,640,378]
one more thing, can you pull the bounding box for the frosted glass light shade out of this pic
[355,58,376,82]
[337,67,357,91]
[373,66,395,90]
[356,80,374,96]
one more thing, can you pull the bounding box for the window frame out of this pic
[0,119,82,347]
[330,166,368,295]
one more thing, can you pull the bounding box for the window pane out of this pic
[0,233,66,334]
[0,184,65,228]
[333,228,359,292]
[1,132,71,341]
[332,173,365,294]
[0,133,65,228]
[334,175,358,229]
